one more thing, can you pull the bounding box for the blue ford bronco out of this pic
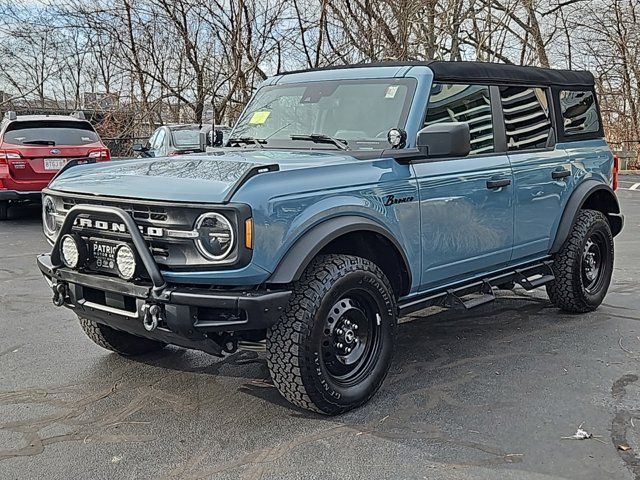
[38,62,623,414]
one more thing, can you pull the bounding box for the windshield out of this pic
[231,78,416,150]
[172,128,201,147]
[3,120,100,146]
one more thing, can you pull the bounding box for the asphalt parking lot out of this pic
[1,177,639,480]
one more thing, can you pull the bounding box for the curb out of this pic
[619,170,639,175]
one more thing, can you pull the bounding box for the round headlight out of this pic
[115,245,137,280]
[195,213,235,261]
[60,235,80,268]
[43,196,58,237]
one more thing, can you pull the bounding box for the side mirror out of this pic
[132,143,146,152]
[212,130,224,147]
[416,122,470,158]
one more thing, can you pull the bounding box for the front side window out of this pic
[147,130,159,148]
[499,86,553,151]
[425,83,494,155]
[151,129,166,150]
[231,78,416,151]
[560,90,600,136]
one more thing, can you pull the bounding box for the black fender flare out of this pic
[550,180,623,254]
[268,215,412,288]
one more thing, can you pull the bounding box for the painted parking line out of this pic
[630,183,640,191]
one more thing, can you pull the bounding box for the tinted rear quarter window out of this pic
[3,120,100,146]
[559,90,600,136]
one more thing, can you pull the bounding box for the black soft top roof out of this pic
[429,61,594,87]
[280,61,595,88]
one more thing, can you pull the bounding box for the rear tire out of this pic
[0,201,8,221]
[267,254,397,415]
[78,316,166,355]
[546,209,614,313]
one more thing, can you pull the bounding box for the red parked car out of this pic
[0,111,110,220]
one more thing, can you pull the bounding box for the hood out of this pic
[48,149,358,203]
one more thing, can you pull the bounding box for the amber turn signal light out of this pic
[245,218,253,249]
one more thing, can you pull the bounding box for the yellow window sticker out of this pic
[249,111,271,124]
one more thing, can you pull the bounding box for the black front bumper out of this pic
[0,190,41,201]
[37,254,291,356]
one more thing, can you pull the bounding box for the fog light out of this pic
[60,235,81,268]
[115,245,136,280]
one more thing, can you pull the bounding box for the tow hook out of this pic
[142,303,165,332]
[51,283,68,307]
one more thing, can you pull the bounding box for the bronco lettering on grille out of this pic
[74,218,164,237]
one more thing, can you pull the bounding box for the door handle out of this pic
[552,169,571,180]
[486,178,511,189]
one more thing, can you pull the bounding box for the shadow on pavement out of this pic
[112,290,563,412]
[4,201,41,222]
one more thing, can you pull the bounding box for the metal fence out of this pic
[103,137,149,159]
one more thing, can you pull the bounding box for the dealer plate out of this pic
[87,238,130,275]
[44,158,68,170]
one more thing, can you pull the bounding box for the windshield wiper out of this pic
[290,134,348,151]
[22,140,55,146]
[228,137,266,149]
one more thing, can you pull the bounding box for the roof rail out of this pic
[71,111,86,120]
[3,111,17,121]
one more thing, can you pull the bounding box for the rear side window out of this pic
[172,129,200,147]
[425,83,494,154]
[559,90,600,136]
[3,120,100,146]
[499,86,553,151]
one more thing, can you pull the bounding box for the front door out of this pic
[415,83,514,290]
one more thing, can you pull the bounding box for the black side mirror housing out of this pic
[212,130,224,147]
[416,122,471,158]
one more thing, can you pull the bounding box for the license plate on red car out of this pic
[44,158,68,170]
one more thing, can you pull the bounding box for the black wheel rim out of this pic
[320,289,382,387]
[582,231,607,294]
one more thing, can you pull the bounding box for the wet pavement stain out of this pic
[611,374,640,479]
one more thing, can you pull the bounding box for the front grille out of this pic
[49,192,241,271]
[61,197,168,222]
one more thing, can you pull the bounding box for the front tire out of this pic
[267,254,397,415]
[547,209,614,313]
[0,201,8,221]
[78,316,166,355]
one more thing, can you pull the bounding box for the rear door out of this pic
[498,85,573,262]
[414,83,514,290]
[2,120,104,183]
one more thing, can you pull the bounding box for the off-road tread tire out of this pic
[267,254,396,415]
[78,316,165,356]
[0,202,8,221]
[546,209,613,313]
